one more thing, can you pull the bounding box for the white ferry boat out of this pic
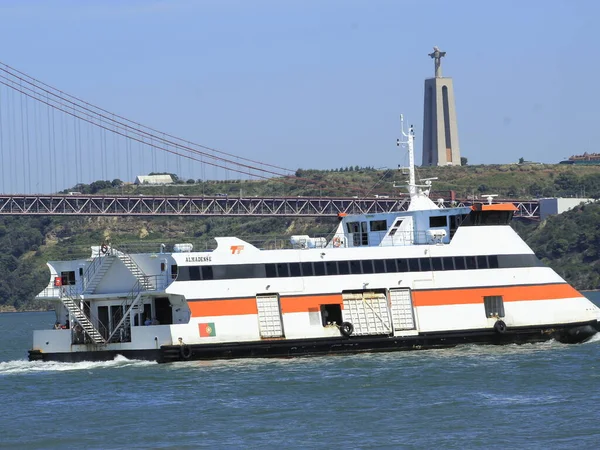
[29,120,600,363]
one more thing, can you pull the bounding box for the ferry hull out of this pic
[28,320,599,364]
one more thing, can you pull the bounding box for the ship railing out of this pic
[106,275,162,343]
[69,309,110,345]
[57,285,109,345]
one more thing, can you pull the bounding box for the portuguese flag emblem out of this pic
[199,322,216,337]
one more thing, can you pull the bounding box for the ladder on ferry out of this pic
[60,290,107,345]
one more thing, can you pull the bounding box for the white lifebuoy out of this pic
[333,237,341,248]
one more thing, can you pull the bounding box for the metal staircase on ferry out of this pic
[82,254,116,294]
[59,244,154,345]
[106,278,148,343]
[60,290,107,345]
[113,250,155,290]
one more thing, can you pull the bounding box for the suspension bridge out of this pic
[0,61,540,219]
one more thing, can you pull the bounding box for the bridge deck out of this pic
[0,195,539,218]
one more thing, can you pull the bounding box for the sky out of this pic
[0,0,598,193]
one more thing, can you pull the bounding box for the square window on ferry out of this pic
[429,216,447,228]
[337,261,350,275]
[373,259,385,273]
[385,259,397,273]
[370,220,387,232]
[301,262,314,276]
[484,295,505,318]
[349,260,361,274]
[277,264,290,277]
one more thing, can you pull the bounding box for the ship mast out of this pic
[397,115,417,199]
[397,115,439,210]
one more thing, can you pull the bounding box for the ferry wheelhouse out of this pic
[29,121,600,363]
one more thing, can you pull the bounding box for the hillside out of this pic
[1,163,599,311]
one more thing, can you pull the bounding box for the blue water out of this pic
[1,293,600,449]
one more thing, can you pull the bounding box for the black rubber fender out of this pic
[340,322,354,337]
[494,320,507,334]
[180,344,192,360]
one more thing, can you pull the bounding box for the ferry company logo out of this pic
[199,322,216,337]
[230,245,244,254]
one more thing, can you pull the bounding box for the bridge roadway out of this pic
[0,194,540,219]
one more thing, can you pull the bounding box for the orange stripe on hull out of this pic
[188,284,583,317]
[412,283,583,307]
[280,294,342,313]
[189,298,258,317]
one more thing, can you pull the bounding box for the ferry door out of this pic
[342,291,392,335]
[389,288,416,331]
[256,294,285,338]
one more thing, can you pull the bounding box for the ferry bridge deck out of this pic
[0,194,540,219]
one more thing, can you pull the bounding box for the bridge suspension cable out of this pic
[0,61,379,197]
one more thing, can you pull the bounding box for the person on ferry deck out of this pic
[63,319,70,329]
[144,317,152,326]
[53,322,61,330]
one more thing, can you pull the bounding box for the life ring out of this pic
[180,344,192,360]
[494,320,507,334]
[333,237,341,248]
[100,244,108,255]
[340,321,354,337]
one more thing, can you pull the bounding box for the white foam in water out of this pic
[0,355,156,376]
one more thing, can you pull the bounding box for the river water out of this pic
[1,293,600,449]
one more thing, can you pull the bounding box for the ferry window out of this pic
[449,215,460,238]
[201,266,213,280]
[289,263,301,277]
[61,271,76,286]
[429,216,447,228]
[349,260,361,274]
[408,259,420,272]
[79,267,83,277]
[431,258,443,271]
[301,262,314,277]
[177,267,190,281]
[419,258,432,271]
[373,259,385,273]
[454,257,466,270]
[216,265,247,279]
[465,256,477,270]
[385,259,397,273]
[189,266,201,281]
[347,222,360,234]
[397,259,408,272]
[484,295,505,318]
[497,254,539,269]
[488,255,499,269]
[160,262,166,272]
[171,265,178,280]
[361,222,368,246]
[388,219,404,237]
[277,263,290,277]
[362,260,374,274]
[254,265,267,278]
[442,257,455,270]
[321,304,342,326]
[370,220,387,232]
[314,262,326,276]
[265,264,277,278]
[477,256,489,269]
[337,260,350,275]
[325,261,338,276]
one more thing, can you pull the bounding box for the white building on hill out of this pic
[135,175,174,185]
